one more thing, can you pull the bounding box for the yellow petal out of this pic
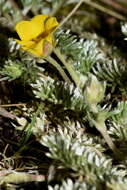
[16,38,44,57]
[15,21,40,41]
[45,33,53,44]
[31,14,49,26]
[45,17,59,33]
[34,39,44,56]
[16,40,35,48]
[29,35,54,57]
[15,15,49,41]
[27,49,41,57]
[28,39,44,57]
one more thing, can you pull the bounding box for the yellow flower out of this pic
[15,15,59,57]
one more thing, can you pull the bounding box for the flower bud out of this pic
[85,74,105,108]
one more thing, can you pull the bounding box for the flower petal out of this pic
[15,15,49,41]
[45,33,53,44]
[17,38,45,57]
[15,21,40,41]
[27,39,44,57]
[16,40,35,49]
[31,14,49,26]
[45,17,59,33]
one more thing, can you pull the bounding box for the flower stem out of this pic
[95,122,122,159]
[54,48,81,88]
[45,56,71,84]
[56,0,84,30]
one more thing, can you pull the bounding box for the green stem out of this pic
[96,122,122,158]
[45,56,71,84]
[54,48,81,88]
[56,0,84,30]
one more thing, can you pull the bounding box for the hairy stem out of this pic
[56,0,84,30]
[45,56,71,84]
[54,48,81,88]
[95,122,122,159]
